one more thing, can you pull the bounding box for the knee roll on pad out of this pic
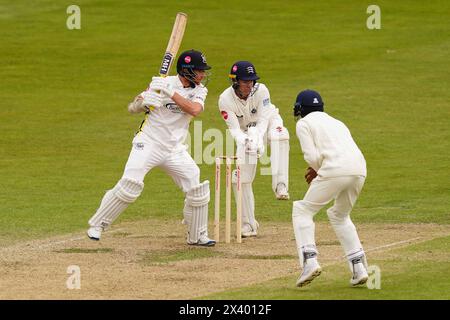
[269,126,290,141]
[116,178,144,203]
[88,178,144,229]
[186,182,210,207]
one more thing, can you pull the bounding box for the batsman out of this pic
[218,61,290,237]
[86,49,216,246]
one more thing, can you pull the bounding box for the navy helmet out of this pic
[229,61,260,82]
[294,89,324,119]
[177,49,211,87]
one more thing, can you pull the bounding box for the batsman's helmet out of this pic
[229,61,260,89]
[177,49,211,87]
[294,89,324,120]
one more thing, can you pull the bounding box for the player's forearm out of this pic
[229,128,248,145]
[127,95,146,114]
[222,110,248,145]
[255,119,269,139]
[297,124,321,170]
[172,92,203,117]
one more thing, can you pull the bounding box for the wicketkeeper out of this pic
[292,89,368,287]
[218,61,290,237]
[87,49,216,246]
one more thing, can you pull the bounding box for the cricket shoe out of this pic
[187,233,216,247]
[241,221,259,238]
[275,183,289,200]
[350,262,368,286]
[296,258,322,287]
[87,226,103,241]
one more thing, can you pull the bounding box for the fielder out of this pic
[87,49,216,246]
[292,89,368,287]
[218,61,290,237]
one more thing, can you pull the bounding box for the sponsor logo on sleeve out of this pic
[221,111,228,120]
[263,98,270,106]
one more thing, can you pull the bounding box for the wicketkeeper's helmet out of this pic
[229,61,260,87]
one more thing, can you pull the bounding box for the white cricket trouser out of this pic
[292,175,365,266]
[123,132,200,192]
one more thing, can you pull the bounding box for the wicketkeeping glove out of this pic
[149,76,175,98]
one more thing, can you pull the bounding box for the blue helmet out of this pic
[229,61,260,82]
[294,89,324,119]
[176,49,211,87]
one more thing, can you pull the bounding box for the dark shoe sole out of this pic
[351,276,368,286]
[297,269,322,287]
[188,241,216,247]
[87,231,100,241]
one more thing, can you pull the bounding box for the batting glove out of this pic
[142,90,162,110]
[149,76,175,98]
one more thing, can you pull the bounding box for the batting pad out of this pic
[186,180,210,244]
[232,174,257,230]
[182,199,192,225]
[269,126,290,192]
[89,178,144,229]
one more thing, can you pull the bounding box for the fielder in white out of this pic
[292,89,368,287]
[87,49,216,246]
[218,61,290,237]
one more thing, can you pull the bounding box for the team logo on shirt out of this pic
[134,142,144,150]
[263,98,270,106]
[221,111,228,120]
[165,103,184,113]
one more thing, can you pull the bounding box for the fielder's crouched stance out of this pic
[87,50,216,246]
[218,61,290,238]
[292,90,368,287]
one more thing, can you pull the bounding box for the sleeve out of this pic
[255,85,275,137]
[296,121,321,171]
[219,95,247,145]
[192,86,208,110]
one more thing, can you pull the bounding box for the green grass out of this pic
[54,247,114,254]
[139,248,222,265]
[199,236,450,299]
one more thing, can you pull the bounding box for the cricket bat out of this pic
[158,12,188,77]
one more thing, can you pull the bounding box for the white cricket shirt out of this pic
[296,112,367,178]
[139,76,207,150]
[218,83,277,144]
